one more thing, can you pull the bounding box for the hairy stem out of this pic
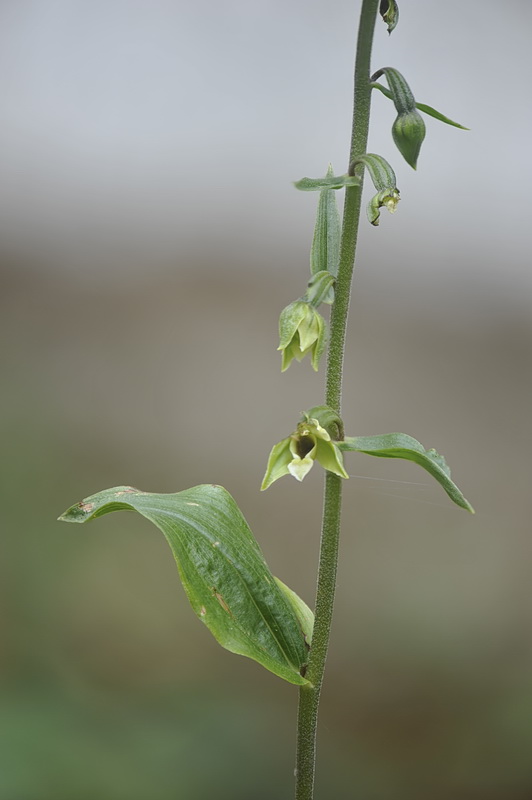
[295,1,379,797]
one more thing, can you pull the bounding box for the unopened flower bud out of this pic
[392,109,426,170]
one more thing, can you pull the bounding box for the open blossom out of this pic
[261,417,348,491]
[367,187,400,226]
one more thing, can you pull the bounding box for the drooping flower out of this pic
[278,301,327,372]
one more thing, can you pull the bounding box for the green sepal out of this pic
[310,165,342,279]
[278,300,327,372]
[371,82,469,130]
[294,174,360,192]
[261,437,292,490]
[351,154,400,225]
[305,271,335,306]
[315,438,349,479]
[339,433,474,512]
[59,484,314,685]
[278,300,309,349]
[380,0,399,34]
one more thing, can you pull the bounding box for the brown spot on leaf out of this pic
[213,589,231,614]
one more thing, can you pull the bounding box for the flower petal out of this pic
[308,418,331,441]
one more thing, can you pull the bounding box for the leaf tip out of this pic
[58,500,95,523]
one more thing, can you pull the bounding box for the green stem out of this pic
[295,1,379,798]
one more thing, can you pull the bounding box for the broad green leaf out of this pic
[310,165,341,278]
[371,82,469,130]
[294,174,359,192]
[339,433,474,512]
[59,484,314,685]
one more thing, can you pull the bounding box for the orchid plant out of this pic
[59,2,472,797]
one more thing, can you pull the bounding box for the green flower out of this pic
[278,301,327,372]
[261,417,348,490]
[368,187,400,226]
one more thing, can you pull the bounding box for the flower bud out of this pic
[278,301,327,372]
[392,109,426,170]
[261,416,348,491]
[370,68,426,168]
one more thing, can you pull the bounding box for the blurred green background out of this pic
[2,1,532,798]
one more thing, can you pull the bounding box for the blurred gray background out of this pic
[1,1,531,798]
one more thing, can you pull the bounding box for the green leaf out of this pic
[59,484,314,685]
[339,433,474,512]
[294,174,360,192]
[371,82,469,130]
[415,101,469,130]
[310,165,341,278]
